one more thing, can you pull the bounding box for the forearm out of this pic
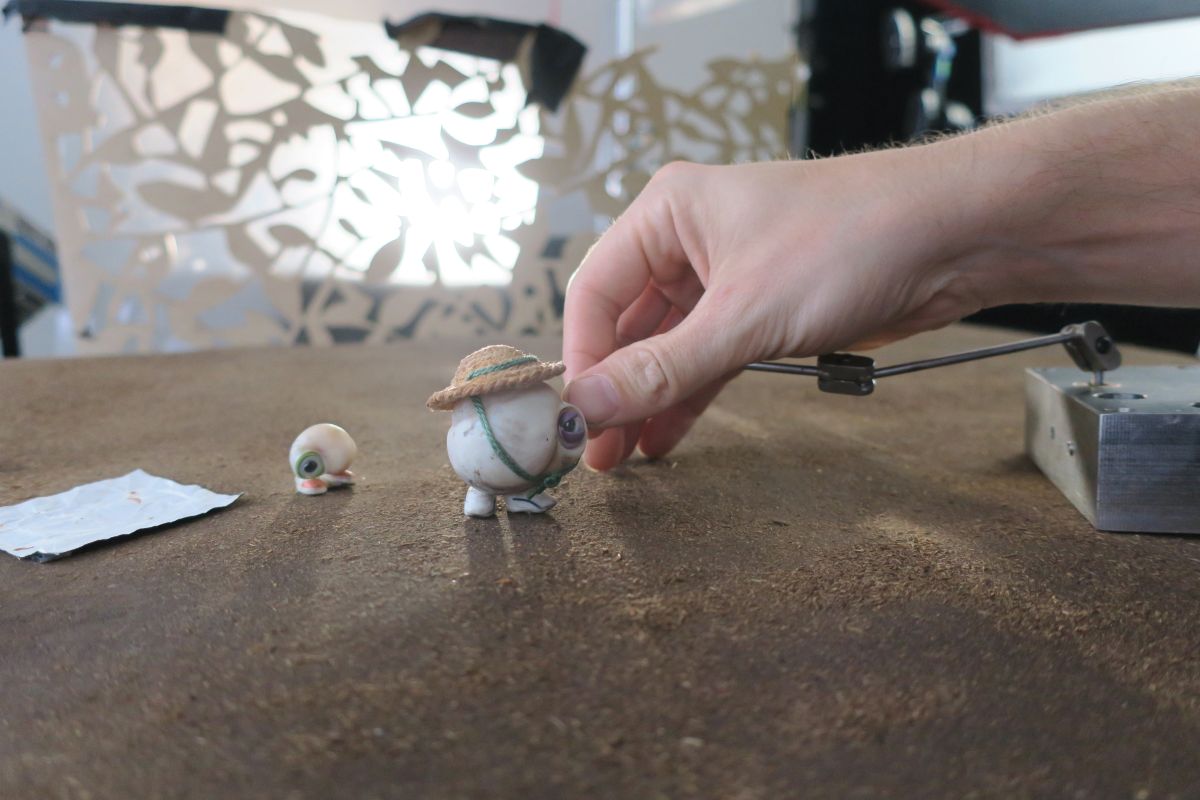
[933,81,1200,309]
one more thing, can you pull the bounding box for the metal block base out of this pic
[1025,366,1200,533]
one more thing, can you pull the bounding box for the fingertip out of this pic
[619,421,642,463]
[564,373,621,427]
[637,414,694,459]
[637,373,733,459]
[583,427,626,471]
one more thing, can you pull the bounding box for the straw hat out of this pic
[426,345,565,411]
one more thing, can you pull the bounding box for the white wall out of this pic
[0,20,55,233]
[986,16,1200,115]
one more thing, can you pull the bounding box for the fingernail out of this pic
[565,374,620,425]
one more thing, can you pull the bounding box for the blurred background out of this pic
[2,0,1200,359]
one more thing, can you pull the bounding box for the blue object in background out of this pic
[0,196,60,356]
[1,197,59,321]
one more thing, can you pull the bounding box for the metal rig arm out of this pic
[744,321,1121,396]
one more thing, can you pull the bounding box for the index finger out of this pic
[562,165,697,382]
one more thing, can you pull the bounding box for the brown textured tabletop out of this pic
[3,325,1200,799]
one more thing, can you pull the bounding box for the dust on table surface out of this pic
[2,327,1198,799]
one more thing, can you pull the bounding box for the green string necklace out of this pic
[470,396,574,499]
[466,355,537,381]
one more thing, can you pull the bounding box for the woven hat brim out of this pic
[426,361,566,410]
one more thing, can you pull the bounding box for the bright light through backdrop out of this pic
[23,3,796,352]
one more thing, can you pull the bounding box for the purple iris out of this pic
[557,407,585,448]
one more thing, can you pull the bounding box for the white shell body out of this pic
[289,423,357,475]
[447,385,584,495]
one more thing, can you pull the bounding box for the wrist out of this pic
[917,120,1080,310]
[925,87,1200,311]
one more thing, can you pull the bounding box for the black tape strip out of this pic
[4,0,229,33]
[384,12,586,112]
[0,232,18,358]
[527,24,586,113]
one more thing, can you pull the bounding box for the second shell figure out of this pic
[290,423,357,496]
[427,345,586,518]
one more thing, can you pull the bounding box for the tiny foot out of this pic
[296,478,328,496]
[505,493,556,514]
[325,470,355,486]
[464,487,497,518]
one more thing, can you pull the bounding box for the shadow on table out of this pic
[462,511,569,587]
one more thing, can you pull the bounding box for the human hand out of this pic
[564,84,1200,470]
[562,146,997,471]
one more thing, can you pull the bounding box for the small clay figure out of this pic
[427,345,586,517]
[289,423,357,495]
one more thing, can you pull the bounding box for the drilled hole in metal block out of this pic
[1093,392,1146,400]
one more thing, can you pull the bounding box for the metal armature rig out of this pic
[749,322,1200,536]
[745,321,1122,395]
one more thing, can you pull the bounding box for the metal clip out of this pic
[816,353,876,396]
[745,321,1122,396]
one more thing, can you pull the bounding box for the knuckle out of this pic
[624,343,676,407]
[651,160,702,191]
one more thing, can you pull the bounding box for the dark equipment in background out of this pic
[797,0,1200,355]
[801,0,980,154]
[385,13,586,112]
[0,234,17,358]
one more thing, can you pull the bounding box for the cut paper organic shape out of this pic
[21,8,798,353]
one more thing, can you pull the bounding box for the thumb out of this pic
[563,311,744,428]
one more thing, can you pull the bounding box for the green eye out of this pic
[295,451,325,479]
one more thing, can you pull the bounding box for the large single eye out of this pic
[557,407,586,448]
[295,451,325,479]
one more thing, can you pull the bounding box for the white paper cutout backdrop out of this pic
[23,8,796,353]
